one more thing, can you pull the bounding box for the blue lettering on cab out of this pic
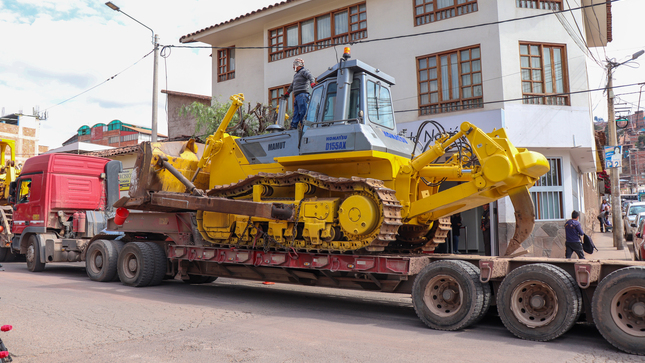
[326,141,347,150]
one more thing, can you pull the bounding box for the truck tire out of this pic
[26,235,45,272]
[117,242,155,287]
[592,266,645,355]
[463,262,492,324]
[146,242,167,286]
[183,275,218,284]
[110,240,125,282]
[85,239,119,282]
[497,263,581,342]
[412,260,485,331]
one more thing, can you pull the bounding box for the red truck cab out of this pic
[9,153,122,271]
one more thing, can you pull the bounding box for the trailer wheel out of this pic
[183,275,218,284]
[25,235,45,272]
[497,263,581,342]
[412,260,485,331]
[592,266,645,355]
[85,240,119,282]
[146,242,167,286]
[117,242,155,287]
[110,240,125,282]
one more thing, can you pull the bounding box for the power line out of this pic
[165,0,621,51]
[44,49,154,111]
[393,81,645,114]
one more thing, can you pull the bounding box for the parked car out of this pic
[623,202,645,241]
[634,220,645,261]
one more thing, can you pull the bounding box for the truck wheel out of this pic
[146,242,167,286]
[412,260,485,331]
[497,263,581,342]
[26,235,45,272]
[183,275,218,284]
[592,266,645,355]
[85,240,119,282]
[110,240,125,282]
[117,242,155,287]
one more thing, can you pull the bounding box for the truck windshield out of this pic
[366,80,394,129]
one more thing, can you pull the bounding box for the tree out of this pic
[180,98,288,138]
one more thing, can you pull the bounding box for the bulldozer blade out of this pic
[504,186,535,257]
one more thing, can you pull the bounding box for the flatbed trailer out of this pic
[96,211,645,356]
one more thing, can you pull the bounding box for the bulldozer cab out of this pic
[235,57,415,164]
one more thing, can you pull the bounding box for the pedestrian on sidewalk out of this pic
[565,210,585,259]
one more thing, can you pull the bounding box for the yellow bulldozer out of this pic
[119,51,549,256]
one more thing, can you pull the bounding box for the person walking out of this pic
[597,199,608,233]
[481,204,491,256]
[565,210,585,259]
[451,212,462,254]
[283,58,316,130]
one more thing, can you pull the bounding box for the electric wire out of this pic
[393,81,645,114]
[44,49,155,111]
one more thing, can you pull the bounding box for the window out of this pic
[367,80,394,129]
[530,158,563,220]
[109,136,120,144]
[322,83,337,122]
[414,0,478,26]
[18,179,31,204]
[268,3,367,62]
[268,85,291,113]
[417,45,483,115]
[217,47,235,82]
[520,43,569,105]
[305,86,324,123]
[516,0,561,10]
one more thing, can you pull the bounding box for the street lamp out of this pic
[606,49,644,249]
[105,1,159,142]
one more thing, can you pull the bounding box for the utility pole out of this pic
[606,67,624,249]
[152,34,159,142]
[605,50,644,250]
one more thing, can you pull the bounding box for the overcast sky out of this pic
[0,0,643,149]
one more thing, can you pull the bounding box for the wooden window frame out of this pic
[217,46,235,83]
[413,0,478,26]
[268,2,367,62]
[516,0,562,10]
[268,84,292,112]
[416,45,484,116]
[520,42,570,106]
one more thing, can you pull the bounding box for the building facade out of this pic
[72,120,166,148]
[162,89,212,139]
[0,113,49,166]
[179,0,610,256]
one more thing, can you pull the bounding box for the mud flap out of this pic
[504,186,535,257]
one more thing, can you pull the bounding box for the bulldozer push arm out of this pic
[404,122,548,255]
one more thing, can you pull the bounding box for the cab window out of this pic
[305,86,324,123]
[18,179,31,204]
[367,80,394,129]
[348,79,361,119]
[322,82,337,122]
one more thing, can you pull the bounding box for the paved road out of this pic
[0,261,640,363]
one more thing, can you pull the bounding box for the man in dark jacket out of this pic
[283,58,316,130]
[451,212,462,253]
[481,204,491,256]
[565,210,585,259]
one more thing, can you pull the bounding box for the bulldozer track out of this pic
[205,169,403,252]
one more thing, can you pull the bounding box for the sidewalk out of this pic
[589,230,634,261]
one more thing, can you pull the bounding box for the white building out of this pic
[180,0,610,256]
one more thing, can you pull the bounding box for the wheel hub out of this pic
[128,258,137,272]
[26,244,35,263]
[610,287,645,337]
[510,280,558,328]
[423,274,463,318]
[338,195,379,236]
[94,255,103,268]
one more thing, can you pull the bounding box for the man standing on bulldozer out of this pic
[283,58,316,130]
